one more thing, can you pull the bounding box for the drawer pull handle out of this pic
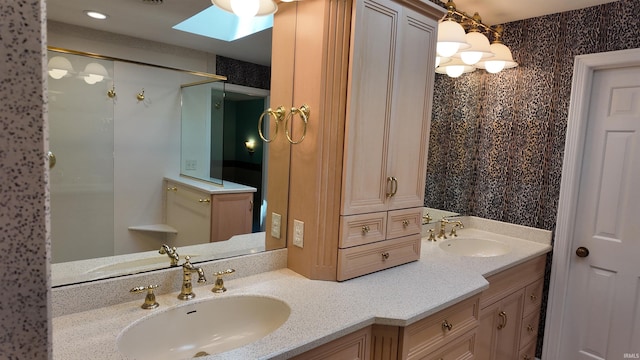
[381,252,390,260]
[527,324,535,333]
[530,294,537,301]
[402,219,410,228]
[361,225,370,234]
[198,198,211,204]
[167,186,177,192]
[441,320,453,332]
[497,311,508,329]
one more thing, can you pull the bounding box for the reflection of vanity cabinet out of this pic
[476,255,546,360]
[279,0,443,281]
[164,178,255,246]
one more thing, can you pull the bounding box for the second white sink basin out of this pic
[439,238,511,257]
[117,295,290,360]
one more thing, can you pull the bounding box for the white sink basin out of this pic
[117,295,290,359]
[439,238,511,257]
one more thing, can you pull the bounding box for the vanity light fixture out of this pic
[84,10,109,20]
[211,0,277,17]
[245,139,256,154]
[82,62,108,84]
[435,0,518,77]
[47,56,74,79]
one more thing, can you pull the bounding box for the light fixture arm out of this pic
[440,0,504,42]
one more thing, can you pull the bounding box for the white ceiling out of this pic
[46,0,619,67]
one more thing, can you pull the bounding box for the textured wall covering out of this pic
[425,0,640,356]
[0,0,51,358]
[426,0,640,231]
[216,55,271,90]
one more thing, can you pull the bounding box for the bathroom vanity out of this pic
[52,216,551,360]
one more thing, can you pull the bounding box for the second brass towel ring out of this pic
[285,104,310,144]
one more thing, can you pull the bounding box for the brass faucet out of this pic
[159,244,180,266]
[178,256,206,300]
[448,220,464,237]
[437,218,450,239]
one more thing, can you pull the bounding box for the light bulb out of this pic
[48,69,68,80]
[460,51,482,65]
[484,60,506,73]
[445,65,465,78]
[436,43,460,58]
[230,0,260,17]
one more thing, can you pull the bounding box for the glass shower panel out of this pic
[48,51,115,263]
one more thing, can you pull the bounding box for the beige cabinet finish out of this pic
[476,255,546,360]
[292,327,371,360]
[399,295,480,360]
[278,0,442,281]
[165,181,253,245]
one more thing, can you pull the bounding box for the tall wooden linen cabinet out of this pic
[271,0,444,281]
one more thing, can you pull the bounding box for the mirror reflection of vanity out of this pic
[47,17,289,286]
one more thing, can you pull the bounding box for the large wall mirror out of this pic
[47,0,291,286]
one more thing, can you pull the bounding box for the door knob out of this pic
[576,246,590,258]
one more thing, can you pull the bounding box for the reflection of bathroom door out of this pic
[545,50,640,359]
[48,51,115,263]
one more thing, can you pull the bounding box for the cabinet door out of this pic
[341,0,401,216]
[165,183,211,246]
[385,6,436,211]
[290,326,371,360]
[210,192,253,242]
[476,290,524,360]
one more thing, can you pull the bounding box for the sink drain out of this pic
[194,351,210,357]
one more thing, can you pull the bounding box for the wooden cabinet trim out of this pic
[399,295,479,360]
[480,255,546,309]
[291,326,371,360]
[386,208,422,240]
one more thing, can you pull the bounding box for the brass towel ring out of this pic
[258,106,286,143]
[285,104,310,145]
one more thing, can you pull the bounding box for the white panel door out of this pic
[560,66,640,359]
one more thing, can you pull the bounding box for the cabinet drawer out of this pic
[337,234,420,281]
[523,279,544,316]
[339,212,387,248]
[400,295,480,360]
[419,329,476,360]
[520,308,540,349]
[386,208,422,240]
[518,338,537,360]
[480,255,546,309]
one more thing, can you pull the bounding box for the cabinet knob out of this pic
[167,186,177,192]
[523,355,532,360]
[530,293,537,301]
[381,252,390,260]
[441,320,453,331]
[198,198,211,204]
[402,219,410,228]
[361,225,370,234]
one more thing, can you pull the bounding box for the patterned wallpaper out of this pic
[425,0,640,356]
[216,55,271,90]
[425,0,640,231]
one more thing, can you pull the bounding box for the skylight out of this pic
[173,6,273,42]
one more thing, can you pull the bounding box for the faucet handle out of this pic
[211,269,235,293]
[130,284,160,309]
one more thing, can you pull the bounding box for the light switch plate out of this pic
[271,212,281,239]
[293,219,304,248]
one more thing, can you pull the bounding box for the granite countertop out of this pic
[164,176,257,194]
[52,217,552,360]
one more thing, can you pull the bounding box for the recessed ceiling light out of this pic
[84,10,109,20]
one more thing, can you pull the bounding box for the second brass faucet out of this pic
[178,256,206,300]
[437,218,464,239]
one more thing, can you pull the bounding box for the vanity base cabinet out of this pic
[291,326,372,360]
[164,181,253,245]
[475,255,546,360]
[398,295,480,360]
